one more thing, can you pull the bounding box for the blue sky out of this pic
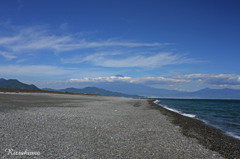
[0,0,240,91]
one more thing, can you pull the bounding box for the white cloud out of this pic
[0,65,74,76]
[0,24,194,70]
[0,24,197,73]
[69,76,133,83]
[55,40,166,52]
[0,52,16,60]
[63,52,193,68]
[0,64,119,80]
[172,74,240,86]
[0,36,19,45]
[69,76,186,84]
[0,25,167,59]
[68,74,240,89]
[131,76,186,84]
[1,26,73,52]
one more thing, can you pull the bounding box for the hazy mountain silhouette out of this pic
[0,78,39,90]
[87,82,240,99]
[43,87,142,98]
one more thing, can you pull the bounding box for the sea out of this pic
[154,98,240,140]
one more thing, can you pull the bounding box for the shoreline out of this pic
[153,99,240,140]
[149,99,240,159]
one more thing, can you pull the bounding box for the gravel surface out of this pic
[0,93,224,159]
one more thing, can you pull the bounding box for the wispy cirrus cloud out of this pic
[62,52,194,68]
[0,65,74,76]
[0,52,16,60]
[55,40,166,52]
[0,36,19,45]
[0,64,117,80]
[0,24,198,71]
[0,26,72,53]
[0,25,167,59]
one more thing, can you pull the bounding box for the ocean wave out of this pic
[226,132,240,140]
[182,113,196,118]
[154,100,196,118]
[154,100,161,104]
[198,119,240,140]
[153,99,240,141]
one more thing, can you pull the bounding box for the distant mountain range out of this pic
[1,78,240,99]
[0,78,141,98]
[77,82,240,99]
[0,78,39,90]
[43,87,142,98]
[183,87,240,99]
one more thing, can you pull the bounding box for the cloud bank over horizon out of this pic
[31,74,240,90]
[68,74,240,87]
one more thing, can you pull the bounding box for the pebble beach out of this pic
[0,92,235,158]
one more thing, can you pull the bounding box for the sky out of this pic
[0,0,240,91]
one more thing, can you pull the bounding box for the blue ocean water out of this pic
[154,99,240,140]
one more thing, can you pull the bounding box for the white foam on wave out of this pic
[199,119,210,125]
[199,119,240,141]
[154,100,160,104]
[154,100,196,118]
[226,132,240,140]
[182,113,196,118]
[163,106,181,113]
[164,106,196,118]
